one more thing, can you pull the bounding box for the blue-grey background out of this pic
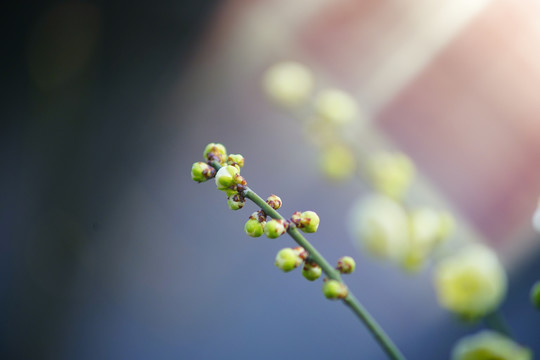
[2,1,539,359]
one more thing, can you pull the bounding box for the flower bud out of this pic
[292,246,308,261]
[299,211,320,233]
[290,211,302,226]
[434,244,507,319]
[227,193,245,210]
[191,162,215,183]
[263,61,314,107]
[302,262,322,281]
[337,256,356,274]
[366,152,415,200]
[244,218,265,237]
[266,194,282,210]
[314,88,359,125]
[275,248,302,272]
[249,211,266,223]
[322,280,348,300]
[451,331,532,360]
[203,143,227,163]
[215,165,240,190]
[319,144,356,181]
[264,219,287,239]
[531,280,540,309]
[227,154,245,169]
[234,174,247,186]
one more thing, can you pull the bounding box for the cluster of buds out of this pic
[191,142,248,211]
[275,246,322,282]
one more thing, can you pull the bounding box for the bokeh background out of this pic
[3,0,540,359]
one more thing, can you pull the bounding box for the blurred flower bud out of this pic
[275,248,302,272]
[266,194,282,210]
[215,165,240,190]
[434,244,507,319]
[299,211,320,233]
[531,280,540,309]
[227,154,245,169]
[451,331,532,360]
[302,261,322,281]
[315,89,358,125]
[227,193,245,210]
[263,61,314,107]
[191,162,215,183]
[203,143,227,163]
[244,218,265,237]
[348,194,409,261]
[319,144,357,181]
[249,211,267,223]
[322,280,348,300]
[337,256,356,274]
[366,152,415,200]
[264,219,287,239]
[402,208,455,271]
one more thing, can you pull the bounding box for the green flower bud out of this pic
[322,280,348,300]
[227,154,245,168]
[302,262,322,281]
[337,256,356,274]
[244,218,265,237]
[299,211,320,233]
[227,193,245,210]
[451,331,532,360]
[264,219,287,239]
[275,248,302,272]
[531,280,540,309]
[203,143,227,163]
[290,211,302,226]
[215,165,239,190]
[191,162,215,182]
[266,194,282,210]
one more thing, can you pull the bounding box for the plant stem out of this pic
[244,188,406,360]
[484,311,512,338]
[211,161,406,360]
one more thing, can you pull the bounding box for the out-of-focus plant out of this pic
[192,143,406,360]
[261,61,534,358]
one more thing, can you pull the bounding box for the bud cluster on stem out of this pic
[191,143,407,360]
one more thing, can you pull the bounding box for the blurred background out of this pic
[2,0,540,359]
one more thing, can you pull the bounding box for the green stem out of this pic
[484,311,512,337]
[211,161,406,360]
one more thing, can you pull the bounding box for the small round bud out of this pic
[263,61,314,107]
[215,165,240,190]
[315,88,358,124]
[451,331,532,360]
[244,218,265,237]
[249,211,266,223]
[234,174,247,186]
[275,248,302,272]
[191,162,215,182]
[203,143,227,163]
[227,193,245,210]
[337,256,356,274]
[302,262,322,281]
[227,154,245,168]
[266,194,282,210]
[264,219,287,239]
[299,211,320,233]
[531,281,540,309]
[322,280,348,300]
[290,211,302,226]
